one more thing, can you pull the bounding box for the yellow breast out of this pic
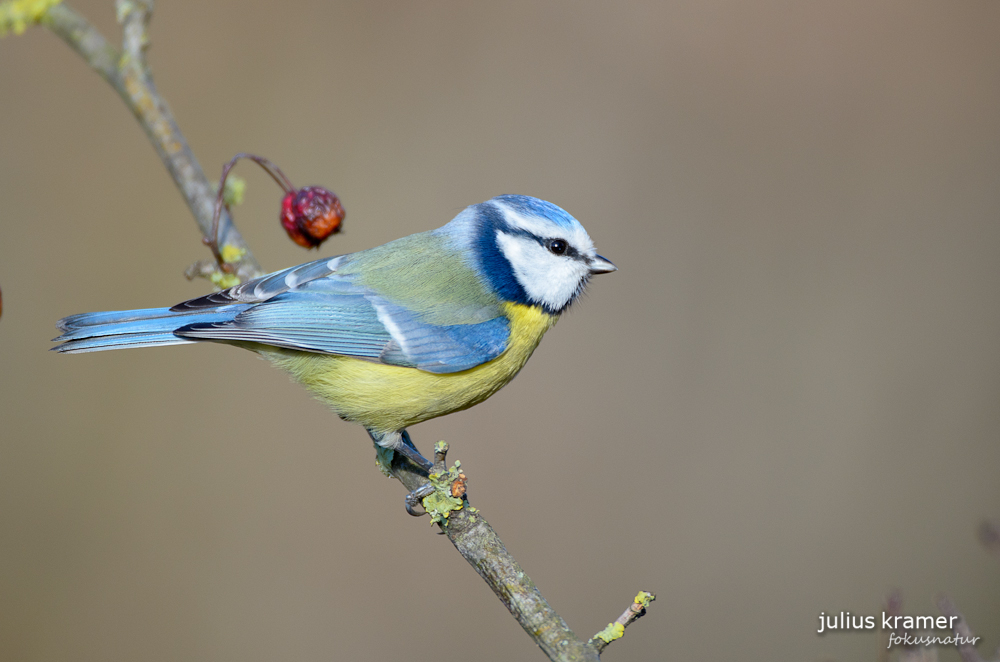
[261,302,558,433]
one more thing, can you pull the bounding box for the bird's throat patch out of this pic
[501,302,558,346]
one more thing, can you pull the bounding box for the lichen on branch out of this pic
[590,591,657,654]
[0,0,61,37]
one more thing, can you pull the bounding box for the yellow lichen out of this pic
[222,175,246,207]
[0,0,62,36]
[423,461,465,525]
[219,244,246,264]
[209,271,241,290]
[634,591,655,608]
[593,622,625,644]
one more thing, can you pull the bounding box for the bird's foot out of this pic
[402,441,461,516]
[368,431,467,520]
[404,483,437,516]
[405,441,468,523]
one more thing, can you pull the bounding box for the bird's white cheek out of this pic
[496,233,586,311]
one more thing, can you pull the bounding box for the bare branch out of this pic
[42,0,263,282]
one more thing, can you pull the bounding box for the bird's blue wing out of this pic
[178,290,393,360]
[175,264,510,374]
[367,298,510,372]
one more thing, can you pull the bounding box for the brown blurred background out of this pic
[2,1,999,660]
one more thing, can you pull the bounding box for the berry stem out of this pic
[206,153,298,273]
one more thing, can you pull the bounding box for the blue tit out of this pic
[53,195,616,470]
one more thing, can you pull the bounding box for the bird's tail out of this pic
[53,307,240,354]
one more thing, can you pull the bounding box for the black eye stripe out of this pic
[543,237,580,258]
[495,223,582,259]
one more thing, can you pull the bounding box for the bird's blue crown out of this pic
[491,194,583,232]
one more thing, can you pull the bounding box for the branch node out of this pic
[183,259,240,290]
[433,440,449,466]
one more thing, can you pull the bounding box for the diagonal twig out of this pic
[589,591,656,654]
[387,445,604,661]
[387,442,655,660]
[41,0,262,282]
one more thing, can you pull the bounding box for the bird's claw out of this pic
[404,483,437,516]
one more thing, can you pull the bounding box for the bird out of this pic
[53,194,616,477]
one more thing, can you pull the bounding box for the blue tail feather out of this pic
[53,306,248,354]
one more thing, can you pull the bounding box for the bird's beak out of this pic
[588,254,618,274]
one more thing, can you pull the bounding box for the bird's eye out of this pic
[548,239,568,255]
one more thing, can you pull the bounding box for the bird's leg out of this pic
[368,429,436,516]
[368,428,432,471]
[395,429,434,472]
[395,430,439,516]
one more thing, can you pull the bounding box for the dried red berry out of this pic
[280,186,345,248]
[451,473,468,498]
